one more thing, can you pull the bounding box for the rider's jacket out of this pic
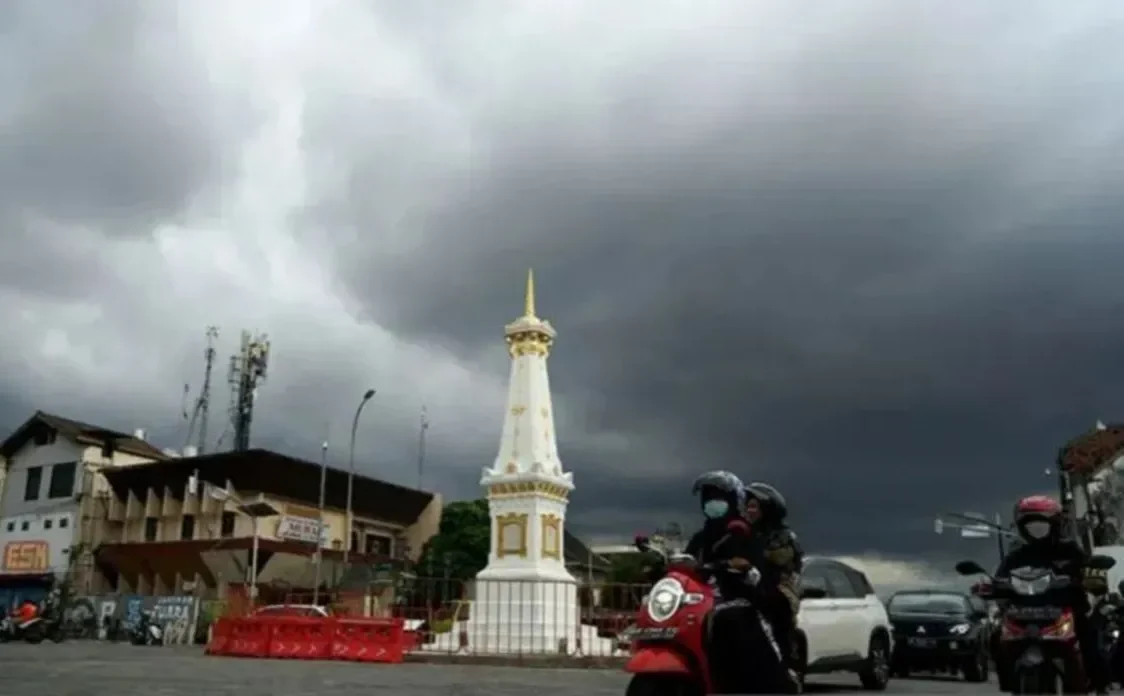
[995,538,1090,611]
[752,524,803,612]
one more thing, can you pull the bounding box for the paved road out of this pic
[0,642,995,695]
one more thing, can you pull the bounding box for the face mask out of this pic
[703,499,729,519]
[1024,520,1051,540]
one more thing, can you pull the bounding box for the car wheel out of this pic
[962,647,988,683]
[858,633,891,691]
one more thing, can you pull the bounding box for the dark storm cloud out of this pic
[315,3,1124,557]
[0,1,247,297]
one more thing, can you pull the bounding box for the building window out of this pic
[350,531,359,553]
[365,534,391,557]
[47,461,77,499]
[220,512,236,538]
[20,521,29,532]
[58,517,69,529]
[23,467,42,501]
[33,429,56,447]
[5,522,13,532]
[43,519,52,530]
[144,518,158,542]
[181,515,195,541]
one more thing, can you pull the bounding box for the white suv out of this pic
[796,557,893,690]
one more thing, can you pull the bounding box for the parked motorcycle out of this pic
[0,614,52,644]
[957,554,1116,694]
[129,611,164,646]
[623,523,798,695]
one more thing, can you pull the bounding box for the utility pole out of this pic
[312,437,328,606]
[416,406,429,489]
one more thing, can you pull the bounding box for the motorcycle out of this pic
[0,613,53,644]
[129,611,164,646]
[957,554,1115,694]
[623,523,801,695]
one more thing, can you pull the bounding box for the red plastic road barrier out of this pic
[224,617,271,657]
[330,617,405,663]
[204,618,232,655]
[267,617,332,659]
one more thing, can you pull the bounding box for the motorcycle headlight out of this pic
[1010,574,1052,596]
[647,578,684,623]
[949,623,971,635]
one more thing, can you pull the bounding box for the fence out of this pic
[63,594,200,645]
[227,578,651,658]
[61,578,654,658]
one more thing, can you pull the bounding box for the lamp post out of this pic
[345,388,376,568]
[935,511,1012,561]
[313,439,329,606]
[206,486,278,607]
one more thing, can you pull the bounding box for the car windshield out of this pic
[888,594,967,615]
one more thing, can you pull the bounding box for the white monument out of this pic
[471,269,579,653]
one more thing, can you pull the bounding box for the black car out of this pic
[888,590,990,682]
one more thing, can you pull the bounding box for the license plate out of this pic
[908,637,936,648]
[627,626,679,642]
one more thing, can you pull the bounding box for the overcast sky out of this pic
[3,0,1124,577]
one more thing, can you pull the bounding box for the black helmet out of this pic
[745,481,787,522]
[691,470,746,508]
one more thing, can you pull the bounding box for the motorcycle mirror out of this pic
[1090,555,1116,571]
[955,560,986,576]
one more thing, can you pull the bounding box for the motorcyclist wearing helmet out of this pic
[685,471,794,693]
[685,470,753,566]
[743,481,804,677]
[993,495,1108,694]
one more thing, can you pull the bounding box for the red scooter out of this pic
[624,523,806,695]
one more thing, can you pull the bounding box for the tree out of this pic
[416,499,491,581]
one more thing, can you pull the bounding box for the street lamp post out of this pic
[206,486,278,608]
[345,388,376,568]
[935,511,1012,562]
[313,439,329,606]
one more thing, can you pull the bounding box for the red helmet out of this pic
[1013,495,1063,542]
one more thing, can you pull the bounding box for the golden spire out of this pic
[524,268,536,318]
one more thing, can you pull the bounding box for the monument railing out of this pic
[218,577,651,657]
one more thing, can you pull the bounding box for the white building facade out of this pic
[0,412,165,606]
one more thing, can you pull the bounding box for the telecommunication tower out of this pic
[226,330,271,452]
[183,327,219,454]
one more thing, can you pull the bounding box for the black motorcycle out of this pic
[957,554,1116,694]
[129,611,164,646]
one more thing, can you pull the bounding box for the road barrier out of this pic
[206,616,405,663]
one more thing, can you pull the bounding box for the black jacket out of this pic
[995,538,1090,611]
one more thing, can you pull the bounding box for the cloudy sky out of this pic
[4,0,1124,581]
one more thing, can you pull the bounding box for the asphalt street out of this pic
[1,642,996,696]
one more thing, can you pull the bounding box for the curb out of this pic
[404,653,627,669]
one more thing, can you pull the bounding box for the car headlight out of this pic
[949,623,971,635]
[1010,574,1052,596]
[647,578,684,623]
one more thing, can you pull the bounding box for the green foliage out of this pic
[415,499,491,581]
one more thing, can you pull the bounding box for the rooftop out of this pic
[100,448,435,526]
[0,410,169,461]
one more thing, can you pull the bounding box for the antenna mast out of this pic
[417,406,429,489]
[184,327,219,454]
[227,330,271,452]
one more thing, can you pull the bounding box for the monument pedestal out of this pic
[468,575,579,654]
